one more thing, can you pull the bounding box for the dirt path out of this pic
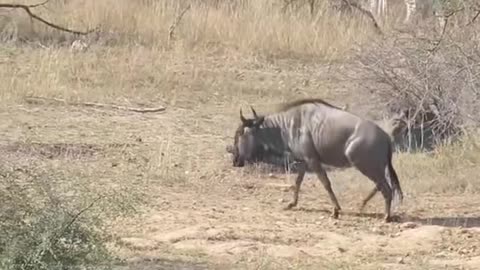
[114,175,480,269]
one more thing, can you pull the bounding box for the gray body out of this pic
[228,99,404,222]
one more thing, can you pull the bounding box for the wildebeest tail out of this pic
[386,144,403,205]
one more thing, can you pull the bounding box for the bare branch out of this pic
[61,195,104,236]
[27,0,50,8]
[427,8,465,53]
[168,4,191,42]
[0,2,96,35]
[24,96,167,113]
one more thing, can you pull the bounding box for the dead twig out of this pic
[0,1,96,35]
[467,8,480,26]
[24,96,166,113]
[428,8,465,53]
[168,4,191,42]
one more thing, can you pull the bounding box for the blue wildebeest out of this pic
[227,98,404,222]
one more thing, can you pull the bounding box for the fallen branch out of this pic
[24,96,166,113]
[0,0,96,35]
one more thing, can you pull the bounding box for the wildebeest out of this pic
[227,98,404,222]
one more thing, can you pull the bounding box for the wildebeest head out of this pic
[226,107,265,167]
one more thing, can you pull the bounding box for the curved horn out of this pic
[240,108,247,124]
[250,106,258,119]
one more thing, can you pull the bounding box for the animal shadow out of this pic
[349,211,480,228]
[289,208,480,228]
[289,207,332,214]
[401,215,480,228]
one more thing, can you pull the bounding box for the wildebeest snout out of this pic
[226,144,245,167]
[233,157,245,167]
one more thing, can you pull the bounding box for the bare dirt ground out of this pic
[2,49,480,270]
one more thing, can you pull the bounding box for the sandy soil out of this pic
[2,102,479,270]
[2,54,479,270]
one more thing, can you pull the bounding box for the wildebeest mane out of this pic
[278,98,340,112]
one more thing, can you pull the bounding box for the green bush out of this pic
[0,165,137,270]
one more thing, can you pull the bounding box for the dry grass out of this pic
[0,0,380,58]
[1,1,480,269]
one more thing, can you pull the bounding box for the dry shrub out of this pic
[0,163,144,270]
[353,5,480,152]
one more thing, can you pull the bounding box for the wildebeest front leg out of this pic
[312,162,342,218]
[284,162,306,210]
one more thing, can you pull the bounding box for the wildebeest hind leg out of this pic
[356,165,393,222]
[360,186,378,212]
[284,162,306,210]
[377,179,393,222]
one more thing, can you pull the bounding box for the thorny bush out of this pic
[353,4,480,152]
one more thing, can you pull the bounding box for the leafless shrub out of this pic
[353,6,480,152]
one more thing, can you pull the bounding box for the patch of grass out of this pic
[394,134,480,195]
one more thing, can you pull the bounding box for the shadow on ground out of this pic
[403,215,480,228]
[291,207,480,228]
[351,211,480,228]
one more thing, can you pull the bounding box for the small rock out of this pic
[401,222,418,229]
[436,251,448,258]
[397,257,405,264]
[243,184,255,189]
[278,198,286,203]
[338,247,346,253]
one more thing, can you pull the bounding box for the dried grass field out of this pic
[1,1,480,270]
